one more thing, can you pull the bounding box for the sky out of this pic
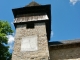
[0,0,80,53]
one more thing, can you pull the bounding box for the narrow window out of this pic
[27,23,34,29]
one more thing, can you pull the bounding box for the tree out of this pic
[0,20,13,60]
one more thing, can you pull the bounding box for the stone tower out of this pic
[12,1,51,60]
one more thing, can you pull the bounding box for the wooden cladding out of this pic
[14,14,49,23]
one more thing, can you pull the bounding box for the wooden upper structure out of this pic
[12,1,51,40]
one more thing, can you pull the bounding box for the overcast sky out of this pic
[0,0,80,53]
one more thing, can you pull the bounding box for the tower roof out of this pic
[12,2,51,41]
[25,1,40,7]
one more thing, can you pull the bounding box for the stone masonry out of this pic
[12,23,49,60]
[49,43,80,60]
[12,1,80,60]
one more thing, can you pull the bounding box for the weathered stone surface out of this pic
[12,23,49,60]
[50,46,80,60]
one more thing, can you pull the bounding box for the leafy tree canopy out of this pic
[0,20,13,60]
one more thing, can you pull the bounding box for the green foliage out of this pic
[0,20,13,60]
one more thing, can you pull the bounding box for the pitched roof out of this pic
[49,39,80,46]
[25,1,40,7]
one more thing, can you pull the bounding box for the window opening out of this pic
[27,23,34,29]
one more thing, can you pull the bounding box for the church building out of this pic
[12,1,80,60]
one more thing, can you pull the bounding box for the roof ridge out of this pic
[25,1,40,7]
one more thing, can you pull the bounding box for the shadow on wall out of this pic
[48,41,63,46]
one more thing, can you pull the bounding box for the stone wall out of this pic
[49,43,80,60]
[12,23,49,60]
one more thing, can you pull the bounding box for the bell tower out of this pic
[12,1,51,60]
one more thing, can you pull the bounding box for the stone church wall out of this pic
[49,43,80,60]
[12,23,49,60]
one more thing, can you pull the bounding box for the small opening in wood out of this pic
[27,23,34,29]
